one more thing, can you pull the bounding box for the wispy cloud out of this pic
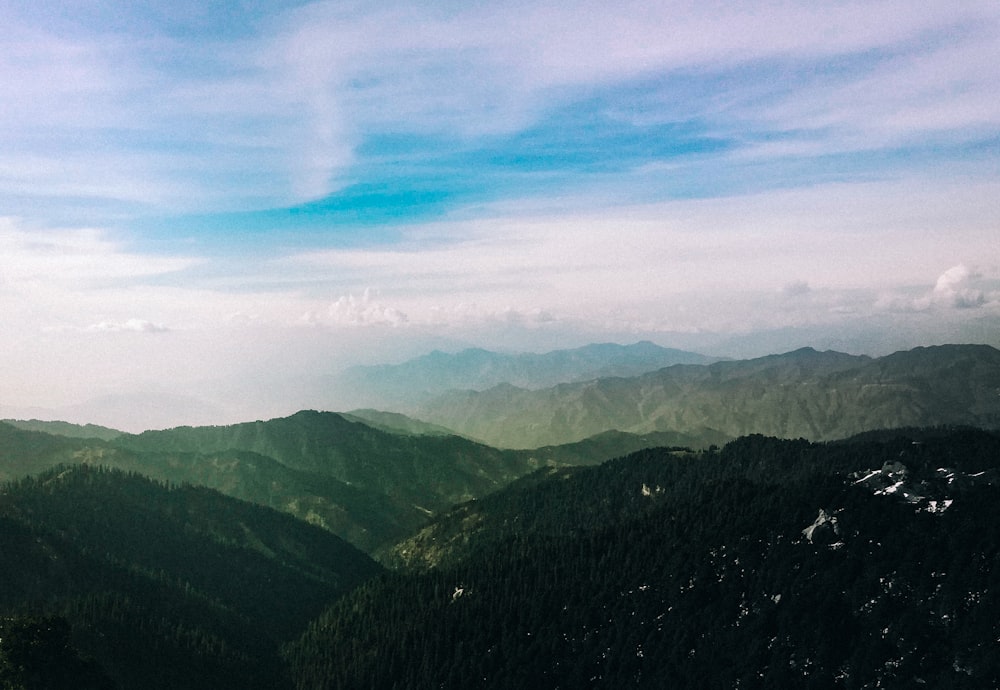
[0,219,196,290]
[3,1,997,221]
[85,318,170,333]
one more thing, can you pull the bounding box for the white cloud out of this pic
[877,264,999,313]
[85,319,169,333]
[303,289,409,327]
[284,175,1000,332]
[930,264,987,309]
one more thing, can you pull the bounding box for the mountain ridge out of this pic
[326,341,717,409]
[1,412,707,556]
[413,344,1000,448]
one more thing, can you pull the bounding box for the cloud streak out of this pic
[3,1,998,218]
[85,319,170,333]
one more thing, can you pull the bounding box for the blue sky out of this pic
[1,0,999,429]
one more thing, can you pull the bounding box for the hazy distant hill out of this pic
[290,428,1000,688]
[2,418,123,441]
[328,341,716,409]
[414,345,1000,448]
[341,409,457,436]
[0,465,380,690]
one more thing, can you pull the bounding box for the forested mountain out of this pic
[3,345,998,687]
[0,465,381,690]
[3,421,999,687]
[1,413,694,555]
[327,341,716,409]
[287,427,1000,689]
[414,344,1000,448]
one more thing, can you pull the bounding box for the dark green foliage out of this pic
[0,466,382,690]
[288,428,1000,689]
[0,615,115,690]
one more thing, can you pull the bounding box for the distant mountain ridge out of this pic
[2,418,123,441]
[329,341,716,409]
[413,344,1000,448]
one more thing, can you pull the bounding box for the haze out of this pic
[1,0,998,430]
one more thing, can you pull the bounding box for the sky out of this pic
[1,0,999,430]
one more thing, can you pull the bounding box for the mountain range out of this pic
[0,412,706,556]
[413,344,1000,448]
[325,341,716,409]
[3,342,1000,688]
[288,428,1000,688]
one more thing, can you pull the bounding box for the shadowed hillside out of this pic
[288,427,1000,689]
[0,465,381,690]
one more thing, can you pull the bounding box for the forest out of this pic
[2,425,999,687]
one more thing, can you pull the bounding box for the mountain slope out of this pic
[113,412,729,554]
[3,412,689,555]
[0,465,382,690]
[289,428,1000,689]
[414,345,1000,448]
[115,410,557,516]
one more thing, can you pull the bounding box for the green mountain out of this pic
[2,413,690,556]
[111,411,563,550]
[287,427,1000,689]
[414,344,1000,448]
[115,411,731,555]
[329,341,716,409]
[0,465,381,690]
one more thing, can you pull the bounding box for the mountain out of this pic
[327,341,716,409]
[2,418,123,441]
[112,411,563,544]
[287,428,1000,688]
[413,344,1000,448]
[340,409,458,436]
[2,412,686,556]
[0,465,381,690]
[0,416,514,555]
[114,411,732,555]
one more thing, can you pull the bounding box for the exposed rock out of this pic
[802,508,842,545]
